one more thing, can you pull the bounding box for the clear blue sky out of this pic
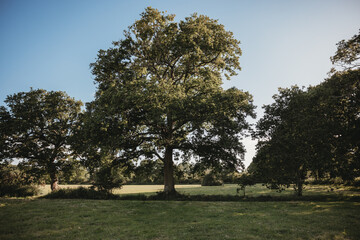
[1,0,359,166]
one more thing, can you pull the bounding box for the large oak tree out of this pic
[84,7,255,195]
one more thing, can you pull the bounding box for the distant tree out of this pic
[221,168,241,183]
[85,7,255,195]
[174,161,200,184]
[201,172,223,186]
[59,158,90,184]
[0,89,82,191]
[132,159,164,184]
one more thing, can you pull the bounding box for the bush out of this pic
[201,173,223,186]
[0,184,39,197]
[44,187,119,199]
[0,164,39,197]
[93,165,125,193]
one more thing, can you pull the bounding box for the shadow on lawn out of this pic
[42,187,360,202]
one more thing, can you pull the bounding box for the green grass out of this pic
[38,183,360,198]
[0,199,359,239]
[1,184,360,239]
[178,184,360,198]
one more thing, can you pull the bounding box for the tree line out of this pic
[243,29,360,196]
[0,7,359,197]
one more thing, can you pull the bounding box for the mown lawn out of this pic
[178,184,360,198]
[2,184,360,239]
[38,183,360,198]
[0,198,359,240]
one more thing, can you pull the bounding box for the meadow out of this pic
[1,184,360,240]
[38,183,360,199]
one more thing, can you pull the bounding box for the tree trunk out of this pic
[297,182,303,197]
[295,167,304,197]
[295,180,303,197]
[163,147,176,195]
[50,171,59,191]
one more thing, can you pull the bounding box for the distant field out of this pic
[38,184,202,196]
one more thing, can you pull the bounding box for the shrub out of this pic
[44,187,119,199]
[201,173,223,186]
[93,165,125,193]
[0,164,39,197]
[0,184,39,197]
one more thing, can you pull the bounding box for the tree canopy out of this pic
[330,29,360,72]
[0,89,82,191]
[251,86,314,196]
[250,29,360,195]
[80,7,255,194]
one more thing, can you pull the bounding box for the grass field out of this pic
[1,184,360,239]
[38,183,360,198]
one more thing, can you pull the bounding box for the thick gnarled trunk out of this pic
[50,170,59,191]
[163,147,175,195]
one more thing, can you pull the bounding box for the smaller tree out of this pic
[252,71,360,195]
[251,29,360,195]
[0,89,82,191]
[314,70,360,181]
[237,173,256,197]
[93,164,126,193]
[252,86,315,196]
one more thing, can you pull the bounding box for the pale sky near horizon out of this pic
[1,0,359,167]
